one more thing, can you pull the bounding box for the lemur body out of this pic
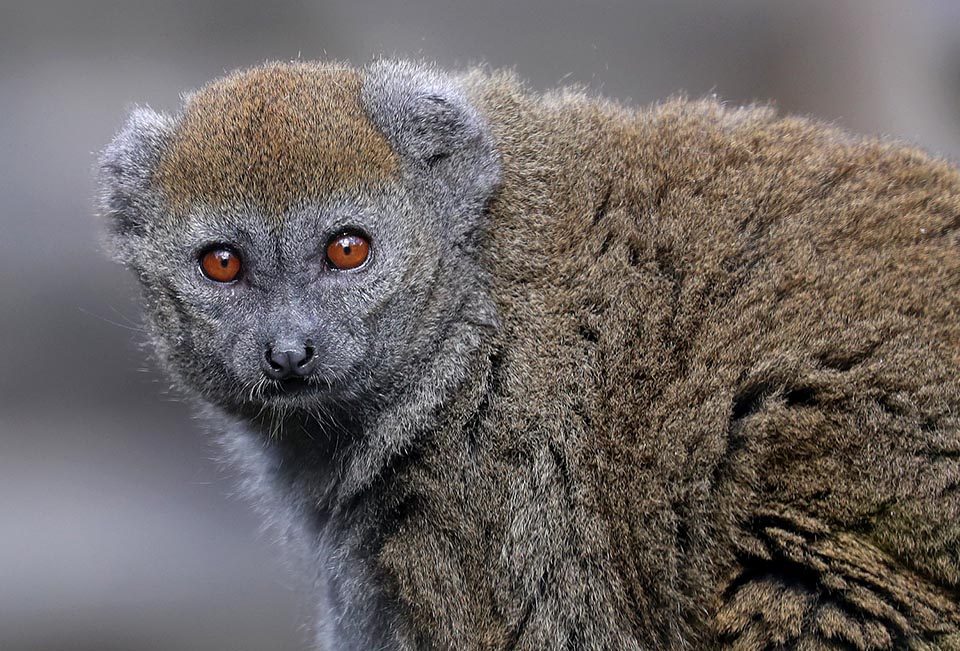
[100,61,960,650]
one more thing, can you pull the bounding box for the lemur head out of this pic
[99,61,500,415]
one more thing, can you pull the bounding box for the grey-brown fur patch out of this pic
[155,62,400,216]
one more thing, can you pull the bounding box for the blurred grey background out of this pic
[1,1,958,649]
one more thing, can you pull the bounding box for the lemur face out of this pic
[131,183,449,411]
[99,62,500,413]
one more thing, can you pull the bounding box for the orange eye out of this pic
[326,233,370,270]
[200,247,242,283]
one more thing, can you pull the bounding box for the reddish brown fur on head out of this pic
[155,62,400,217]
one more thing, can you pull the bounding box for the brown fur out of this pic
[155,62,399,216]
[373,75,960,648]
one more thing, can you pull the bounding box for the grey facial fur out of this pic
[100,62,498,418]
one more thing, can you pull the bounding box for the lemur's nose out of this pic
[263,344,317,380]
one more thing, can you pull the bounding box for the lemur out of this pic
[99,60,960,650]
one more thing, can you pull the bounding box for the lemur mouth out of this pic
[258,377,319,401]
[275,378,315,394]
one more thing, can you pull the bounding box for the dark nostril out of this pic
[266,348,287,373]
[297,346,315,368]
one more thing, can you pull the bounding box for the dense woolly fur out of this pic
[99,60,960,650]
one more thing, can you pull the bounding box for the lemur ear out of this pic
[362,61,500,209]
[98,106,175,261]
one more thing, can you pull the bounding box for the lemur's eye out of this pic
[199,247,242,283]
[326,232,370,270]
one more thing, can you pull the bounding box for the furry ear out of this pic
[98,106,175,261]
[362,61,501,214]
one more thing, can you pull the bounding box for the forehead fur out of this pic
[155,62,400,216]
